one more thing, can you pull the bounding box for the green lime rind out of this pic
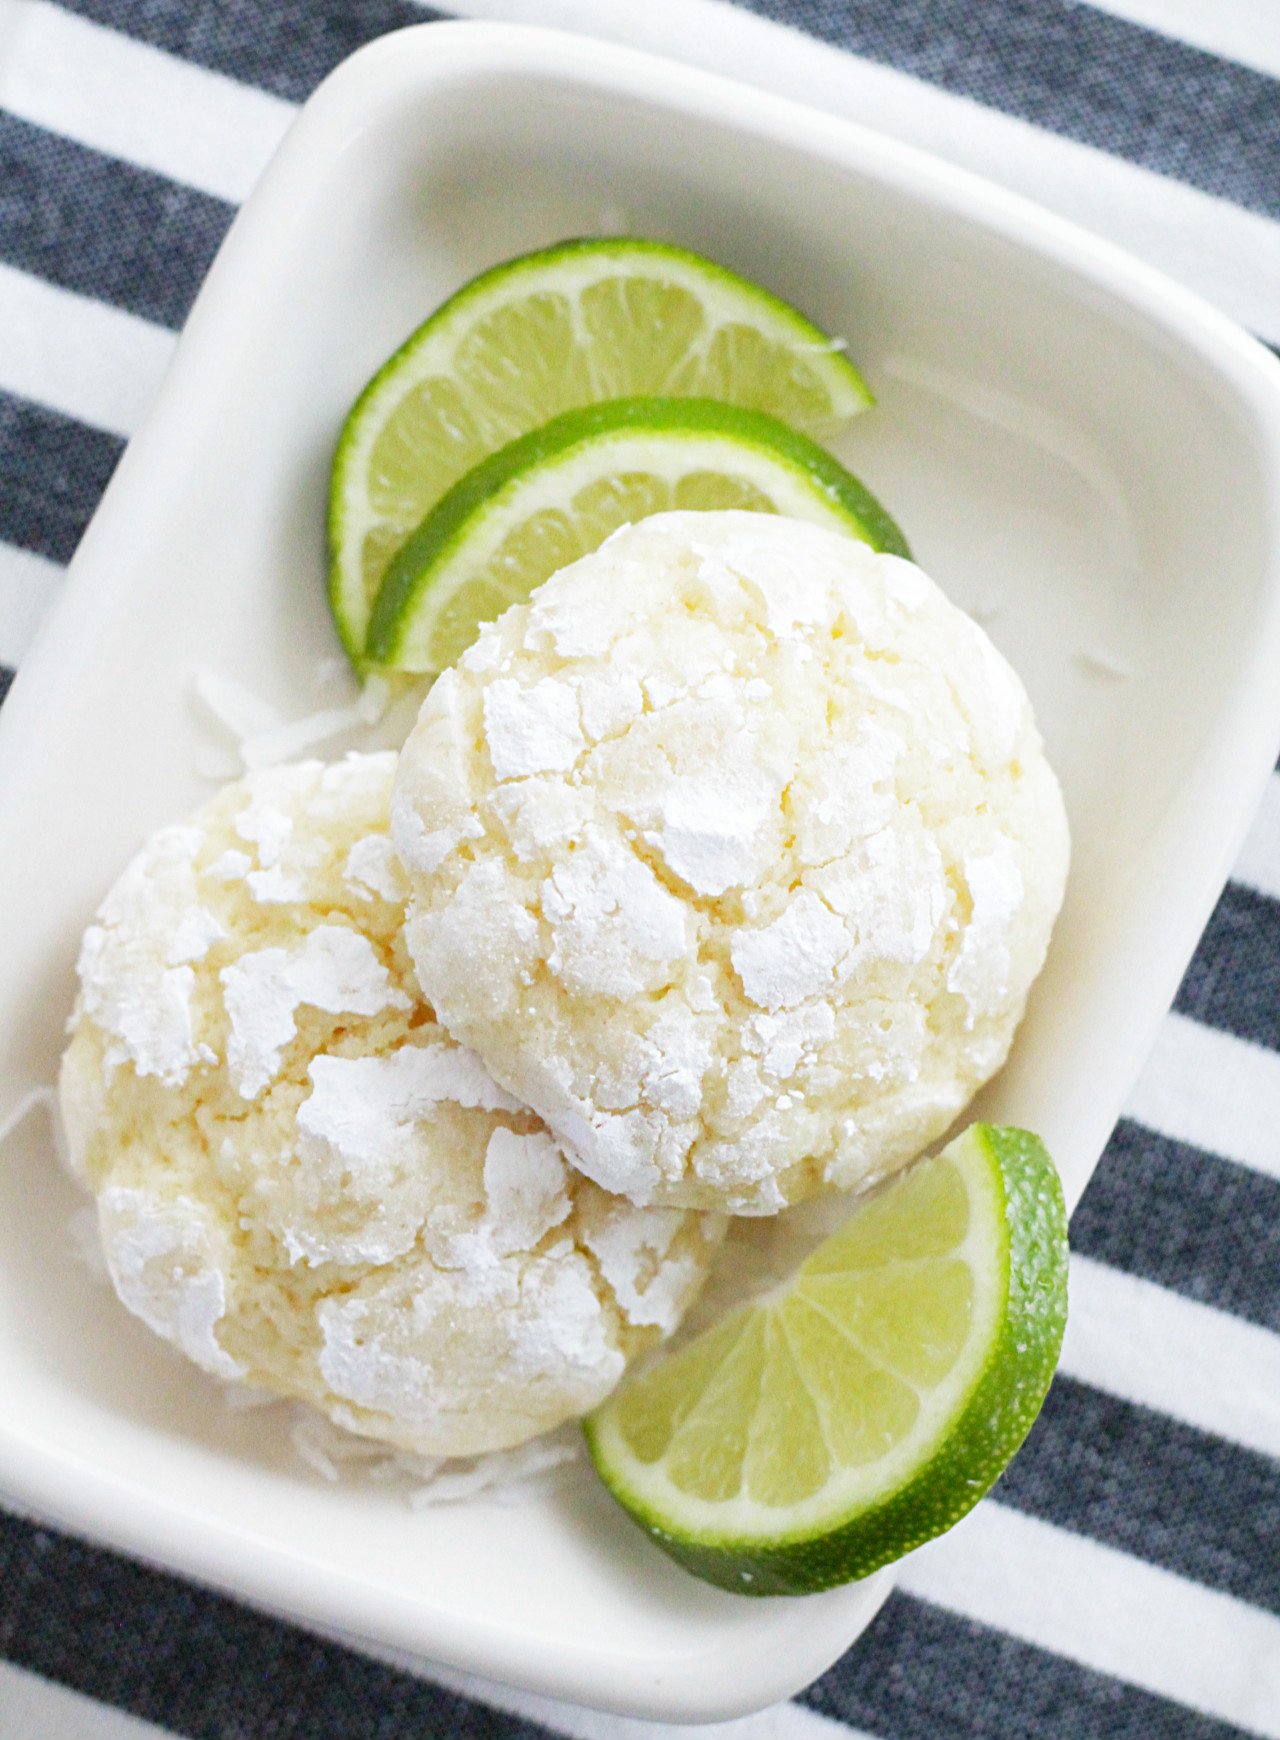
[366,395,910,671]
[328,236,874,665]
[584,1124,1069,1598]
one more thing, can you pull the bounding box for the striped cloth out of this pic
[1,2,1277,1736]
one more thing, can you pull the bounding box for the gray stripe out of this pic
[733,0,1280,221]
[51,0,448,105]
[0,393,122,566]
[1175,882,1280,1053]
[996,1377,1280,1615]
[1073,1119,1280,1333]
[0,668,13,708]
[0,1507,555,1740]
[0,112,232,331]
[803,1589,1254,1738]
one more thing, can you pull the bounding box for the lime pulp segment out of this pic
[366,396,909,673]
[585,1124,1069,1596]
[327,237,874,662]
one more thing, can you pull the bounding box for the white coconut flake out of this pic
[191,668,282,742]
[0,1083,59,1150]
[1077,644,1133,680]
[68,1202,110,1278]
[221,925,409,1099]
[237,677,391,771]
[285,1407,580,1505]
[408,1433,579,1508]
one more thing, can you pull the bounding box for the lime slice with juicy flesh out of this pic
[328,238,873,661]
[585,1124,1069,1597]
[366,396,908,673]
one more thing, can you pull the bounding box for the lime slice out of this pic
[366,396,908,673]
[329,238,873,662]
[585,1124,1068,1597]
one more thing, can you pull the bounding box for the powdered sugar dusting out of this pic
[483,676,584,780]
[580,1196,721,1332]
[221,925,408,1099]
[730,889,849,1010]
[543,829,689,997]
[344,835,405,903]
[284,1040,520,1264]
[948,843,1025,1024]
[315,1251,623,1444]
[480,1127,572,1255]
[98,1187,244,1379]
[77,826,221,1086]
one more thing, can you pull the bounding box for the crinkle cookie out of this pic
[393,512,1069,1215]
[59,753,723,1454]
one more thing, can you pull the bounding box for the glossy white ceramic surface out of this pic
[1,22,1279,1723]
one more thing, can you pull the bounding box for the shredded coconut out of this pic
[1077,644,1133,680]
[190,668,393,777]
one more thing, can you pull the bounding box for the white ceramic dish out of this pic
[2,20,1280,1724]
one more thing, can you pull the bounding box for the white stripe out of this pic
[0,542,61,666]
[0,1659,169,1740]
[423,1664,877,1740]
[0,261,173,437]
[1125,1012,1280,1183]
[439,0,1280,345]
[1062,1254,1280,1461]
[1233,773,1280,903]
[901,1501,1280,1737]
[0,0,293,205]
[1084,0,1280,81]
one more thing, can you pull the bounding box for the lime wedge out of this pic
[328,238,873,662]
[585,1124,1068,1597]
[366,396,907,673]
